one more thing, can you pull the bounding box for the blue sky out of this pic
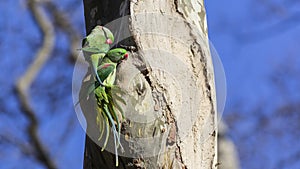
[206,1,300,168]
[1,0,300,169]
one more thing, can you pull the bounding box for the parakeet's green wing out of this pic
[97,63,116,84]
[82,26,115,87]
[90,53,106,86]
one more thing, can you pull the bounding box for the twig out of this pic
[44,1,83,63]
[0,133,34,157]
[15,0,56,169]
[236,12,300,44]
[43,0,83,144]
[277,150,300,168]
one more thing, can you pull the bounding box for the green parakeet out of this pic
[79,25,129,166]
[82,26,115,86]
[93,48,128,166]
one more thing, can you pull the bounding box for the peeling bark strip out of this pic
[82,0,217,168]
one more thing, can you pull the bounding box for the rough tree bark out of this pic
[82,0,218,168]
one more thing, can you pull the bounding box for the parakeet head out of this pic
[99,26,114,44]
[81,26,115,54]
[106,48,128,63]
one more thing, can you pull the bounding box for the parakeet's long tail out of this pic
[95,86,125,167]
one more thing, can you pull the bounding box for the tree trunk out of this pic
[82,0,218,168]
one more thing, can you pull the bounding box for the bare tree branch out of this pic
[236,12,300,44]
[44,1,83,63]
[277,150,300,168]
[15,0,56,168]
[0,133,34,157]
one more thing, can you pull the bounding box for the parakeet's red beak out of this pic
[106,39,113,44]
[124,53,129,60]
